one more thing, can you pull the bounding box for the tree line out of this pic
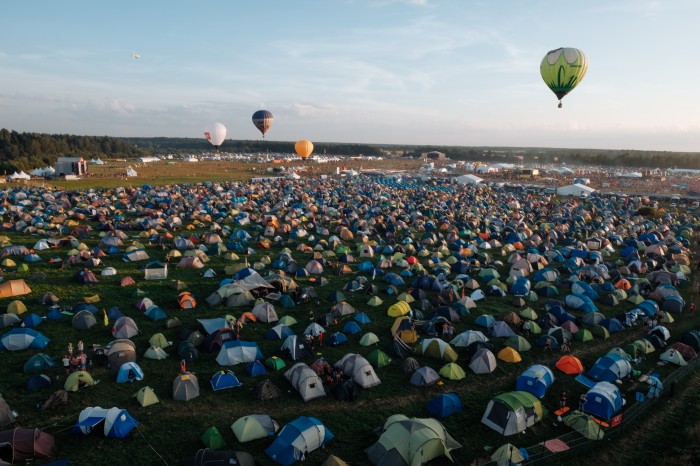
[2,128,699,173]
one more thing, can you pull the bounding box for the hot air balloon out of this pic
[540,47,589,108]
[252,110,273,138]
[204,122,227,149]
[294,140,313,160]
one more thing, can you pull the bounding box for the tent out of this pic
[515,365,555,398]
[365,415,462,466]
[563,411,604,440]
[491,443,526,466]
[582,382,624,420]
[74,407,139,438]
[586,354,632,383]
[183,449,255,466]
[64,371,95,392]
[72,310,97,330]
[284,363,326,402]
[0,397,16,427]
[23,353,56,373]
[481,391,543,435]
[216,341,263,366]
[334,353,381,388]
[0,280,31,298]
[112,316,139,339]
[409,366,440,387]
[134,386,159,407]
[416,338,458,362]
[116,362,144,383]
[556,355,584,375]
[427,392,463,418]
[173,372,200,401]
[265,416,334,466]
[1,328,50,351]
[439,362,466,380]
[106,339,137,370]
[201,426,226,450]
[469,348,497,374]
[281,335,313,361]
[231,414,279,442]
[0,428,55,463]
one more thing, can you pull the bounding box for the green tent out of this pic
[201,426,226,449]
[504,336,532,352]
[367,349,392,368]
[231,414,278,442]
[265,356,286,371]
[563,411,604,440]
[439,362,466,380]
[491,443,526,466]
[575,328,593,342]
[64,371,95,392]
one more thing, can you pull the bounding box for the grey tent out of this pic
[409,366,440,387]
[173,372,200,401]
[284,363,326,401]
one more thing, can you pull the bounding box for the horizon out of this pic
[2,1,700,152]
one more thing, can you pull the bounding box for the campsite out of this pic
[0,168,698,466]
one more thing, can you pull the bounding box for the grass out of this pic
[0,171,698,466]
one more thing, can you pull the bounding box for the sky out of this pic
[2,0,700,152]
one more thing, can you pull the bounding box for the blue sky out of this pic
[2,0,700,151]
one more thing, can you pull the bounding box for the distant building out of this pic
[54,157,87,177]
[422,151,446,160]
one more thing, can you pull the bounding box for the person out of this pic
[690,303,697,316]
[559,391,568,409]
[579,393,587,411]
[180,359,187,374]
[317,331,323,348]
[67,342,74,356]
[560,342,571,354]
[62,355,70,374]
[165,253,171,264]
[79,352,87,371]
[77,340,84,352]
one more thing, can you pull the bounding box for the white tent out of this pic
[455,174,483,185]
[556,184,595,197]
[126,167,138,177]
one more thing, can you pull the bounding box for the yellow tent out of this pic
[387,301,411,317]
[7,300,27,315]
[497,347,522,363]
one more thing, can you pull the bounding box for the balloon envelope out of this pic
[204,122,227,148]
[252,110,273,138]
[540,47,589,106]
[294,140,313,160]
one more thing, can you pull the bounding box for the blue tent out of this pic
[22,313,43,328]
[515,365,556,398]
[265,416,334,466]
[582,382,624,420]
[1,328,50,351]
[327,332,348,347]
[25,373,51,391]
[246,360,268,377]
[342,321,362,335]
[427,392,463,417]
[475,315,496,328]
[23,353,56,372]
[144,306,167,321]
[586,354,632,383]
[210,370,242,391]
[265,325,294,341]
[74,407,139,438]
[107,307,124,320]
[116,362,144,383]
[46,308,64,320]
[510,278,531,297]
[354,313,371,324]
[74,303,99,314]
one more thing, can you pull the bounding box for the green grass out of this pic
[0,194,699,466]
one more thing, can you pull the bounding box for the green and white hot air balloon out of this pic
[540,47,589,108]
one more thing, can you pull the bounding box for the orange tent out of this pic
[555,355,584,375]
[0,279,31,298]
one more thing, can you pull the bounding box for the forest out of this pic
[1,128,699,173]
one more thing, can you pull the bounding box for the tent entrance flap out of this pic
[76,416,105,434]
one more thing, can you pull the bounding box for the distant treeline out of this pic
[119,137,384,157]
[402,146,700,169]
[0,129,151,173]
[1,128,699,173]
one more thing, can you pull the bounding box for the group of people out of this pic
[62,341,90,374]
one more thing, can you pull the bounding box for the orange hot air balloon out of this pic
[294,140,313,160]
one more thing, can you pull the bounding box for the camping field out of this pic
[0,171,699,466]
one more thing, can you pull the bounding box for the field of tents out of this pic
[0,175,699,466]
